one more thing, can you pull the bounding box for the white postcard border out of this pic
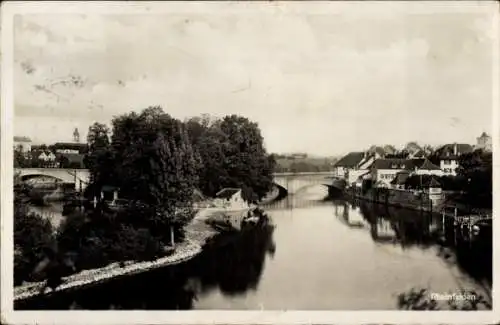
[2,1,499,324]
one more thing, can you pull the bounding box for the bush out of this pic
[108,226,162,262]
[56,207,166,272]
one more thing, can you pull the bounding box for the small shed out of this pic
[213,188,248,210]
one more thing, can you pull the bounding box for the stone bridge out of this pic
[273,172,335,195]
[14,168,336,196]
[15,168,90,191]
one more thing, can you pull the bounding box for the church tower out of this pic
[73,127,80,143]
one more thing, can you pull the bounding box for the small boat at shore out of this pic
[206,206,273,232]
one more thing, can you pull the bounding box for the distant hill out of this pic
[273,154,339,173]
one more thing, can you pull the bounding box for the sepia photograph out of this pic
[1,1,498,324]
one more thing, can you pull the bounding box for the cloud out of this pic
[12,10,495,154]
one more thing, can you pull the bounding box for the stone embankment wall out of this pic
[348,187,439,212]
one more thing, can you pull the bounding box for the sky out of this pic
[12,3,496,156]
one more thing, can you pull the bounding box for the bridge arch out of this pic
[273,172,335,197]
[15,168,90,190]
[20,174,67,183]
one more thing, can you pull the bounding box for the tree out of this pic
[85,122,114,199]
[219,115,276,202]
[14,145,27,168]
[14,182,56,285]
[405,141,422,153]
[456,149,492,208]
[110,107,198,244]
[188,114,275,202]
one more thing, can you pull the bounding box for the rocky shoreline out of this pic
[14,216,219,302]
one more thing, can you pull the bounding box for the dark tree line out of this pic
[456,149,492,208]
[185,114,275,202]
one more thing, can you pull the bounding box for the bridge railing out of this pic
[273,171,336,177]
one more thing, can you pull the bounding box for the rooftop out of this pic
[215,188,241,199]
[417,159,441,170]
[371,158,424,170]
[390,171,410,185]
[436,143,473,158]
[334,152,365,168]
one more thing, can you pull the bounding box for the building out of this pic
[476,132,492,152]
[412,159,443,176]
[434,143,473,176]
[370,158,441,188]
[52,142,88,154]
[14,136,32,153]
[370,158,420,188]
[32,150,57,167]
[348,152,381,186]
[332,152,365,180]
[213,188,249,211]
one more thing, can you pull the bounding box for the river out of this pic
[16,185,492,310]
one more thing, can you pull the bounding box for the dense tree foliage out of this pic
[109,107,199,243]
[14,176,56,285]
[456,149,492,208]
[186,114,275,202]
[14,145,27,168]
[84,122,114,197]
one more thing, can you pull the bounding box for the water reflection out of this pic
[16,224,276,310]
[332,200,492,286]
[16,196,491,310]
[262,186,330,210]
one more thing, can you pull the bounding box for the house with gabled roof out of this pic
[213,188,249,211]
[434,143,473,176]
[370,158,444,188]
[413,158,443,176]
[332,152,365,180]
[370,158,420,188]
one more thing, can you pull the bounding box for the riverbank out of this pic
[14,211,220,302]
[343,187,491,217]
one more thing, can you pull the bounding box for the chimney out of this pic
[453,143,458,155]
